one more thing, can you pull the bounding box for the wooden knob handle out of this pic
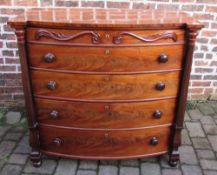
[49,110,59,119]
[47,81,57,90]
[53,138,62,146]
[153,110,162,119]
[155,82,165,91]
[158,53,168,63]
[150,137,158,146]
[44,53,55,63]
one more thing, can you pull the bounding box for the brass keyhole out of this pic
[105,34,110,39]
[105,49,110,55]
[104,105,110,112]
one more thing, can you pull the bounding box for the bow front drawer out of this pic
[27,28,184,45]
[39,126,170,158]
[31,71,180,101]
[28,44,184,73]
[35,98,176,129]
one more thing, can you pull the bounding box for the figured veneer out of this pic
[28,44,184,73]
[34,98,176,129]
[31,71,180,100]
[39,126,170,159]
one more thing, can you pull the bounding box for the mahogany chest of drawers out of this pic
[8,8,203,167]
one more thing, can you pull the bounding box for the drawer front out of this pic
[40,126,170,158]
[28,44,184,73]
[31,71,180,100]
[27,28,184,45]
[35,98,176,128]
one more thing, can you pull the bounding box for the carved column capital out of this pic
[188,29,198,43]
[15,30,25,43]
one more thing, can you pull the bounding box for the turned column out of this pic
[15,29,41,167]
[169,28,198,167]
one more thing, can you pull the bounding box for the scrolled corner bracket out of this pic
[113,31,178,44]
[35,29,101,44]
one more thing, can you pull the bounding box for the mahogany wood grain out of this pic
[31,71,180,100]
[28,44,184,73]
[35,98,176,129]
[169,29,199,166]
[8,8,203,167]
[39,126,170,158]
[27,28,184,45]
[15,29,42,167]
[8,8,204,30]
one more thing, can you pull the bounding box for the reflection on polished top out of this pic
[9,8,203,29]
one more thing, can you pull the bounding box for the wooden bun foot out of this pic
[169,150,179,167]
[30,149,42,167]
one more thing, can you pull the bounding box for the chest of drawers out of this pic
[8,8,203,167]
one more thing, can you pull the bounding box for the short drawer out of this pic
[35,98,176,129]
[31,71,180,101]
[27,28,184,45]
[39,126,170,158]
[28,44,184,73]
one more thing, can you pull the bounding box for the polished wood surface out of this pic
[28,44,184,73]
[8,8,203,29]
[28,28,184,45]
[39,126,170,158]
[8,8,203,167]
[35,98,176,129]
[31,71,180,100]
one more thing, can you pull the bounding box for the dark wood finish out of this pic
[169,29,199,166]
[14,29,41,167]
[34,98,176,129]
[8,8,203,167]
[39,126,170,158]
[28,44,184,73]
[31,71,180,100]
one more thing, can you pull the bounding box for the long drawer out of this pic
[28,44,184,73]
[35,98,176,128]
[39,126,170,159]
[27,28,184,45]
[31,70,180,100]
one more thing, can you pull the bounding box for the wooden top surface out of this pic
[8,8,203,29]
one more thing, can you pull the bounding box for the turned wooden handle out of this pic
[49,110,59,119]
[53,138,62,146]
[155,82,165,91]
[44,53,55,63]
[153,110,162,119]
[150,137,158,146]
[158,53,168,63]
[47,81,57,90]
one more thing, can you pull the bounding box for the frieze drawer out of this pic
[27,28,185,45]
